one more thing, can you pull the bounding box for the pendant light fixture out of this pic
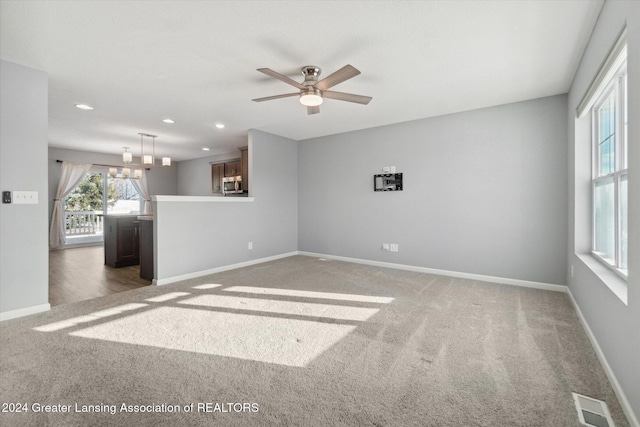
[114,134,171,178]
[140,133,155,165]
[138,133,171,167]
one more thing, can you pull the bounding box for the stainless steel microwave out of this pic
[222,176,242,195]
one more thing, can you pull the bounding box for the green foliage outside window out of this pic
[65,172,116,212]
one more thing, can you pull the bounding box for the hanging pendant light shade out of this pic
[134,169,143,179]
[122,147,132,164]
[140,133,154,165]
[162,157,171,166]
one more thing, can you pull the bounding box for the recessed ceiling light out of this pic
[75,104,93,110]
[163,118,175,124]
[215,123,225,129]
[202,147,210,151]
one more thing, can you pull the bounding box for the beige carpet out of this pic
[0,255,630,426]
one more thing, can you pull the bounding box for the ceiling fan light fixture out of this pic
[300,89,323,107]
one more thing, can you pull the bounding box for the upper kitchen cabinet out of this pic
[224,161,241,177]
[211,163,224,194]
[240,146,248,194]
[210,147,249,195]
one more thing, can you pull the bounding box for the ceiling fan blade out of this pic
[322,90,372,105]
[314,65,361,90]
[252,93,299,102]
[307,105,320,115]
[257,68,306,90]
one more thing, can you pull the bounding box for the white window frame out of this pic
[591,59,627,280]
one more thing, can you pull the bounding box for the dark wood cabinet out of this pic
[139,219,154,281]
[104,216,140,267]
[240,146,248,194]
[212,156,246,194]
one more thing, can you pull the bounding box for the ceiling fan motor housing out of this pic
[301,66,321,84]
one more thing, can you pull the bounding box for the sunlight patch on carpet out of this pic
[178,295,380,321]
[192,284,222,290]
[145,292,191,302]
[68,307,356,367]
[223,286,395,304]
[34,303,148,332]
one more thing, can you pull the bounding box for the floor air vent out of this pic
[572,393,615,427]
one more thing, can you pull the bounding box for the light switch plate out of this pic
[390,244,399,252]
[13,191,38,204]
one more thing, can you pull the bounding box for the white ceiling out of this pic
[1,0,602,161]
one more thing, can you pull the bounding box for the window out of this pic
[591,58,627,278]
[107,176,142,215]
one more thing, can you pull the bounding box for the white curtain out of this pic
[130,169,152,214]
[49,162,92,249]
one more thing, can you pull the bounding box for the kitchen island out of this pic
[103,214,154,282]
[103,215,141,268]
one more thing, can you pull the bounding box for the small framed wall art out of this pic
[374,173,403,191]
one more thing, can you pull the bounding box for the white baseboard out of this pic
[154,251,299,286]
[0,303,51,322]
[298,251,567,292]
[567,289,639,427]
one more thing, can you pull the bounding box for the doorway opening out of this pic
[50,168,148,307]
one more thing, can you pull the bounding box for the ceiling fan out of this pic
[252,65,372,115]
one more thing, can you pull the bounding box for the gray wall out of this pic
[568,0,640,418]
[177,151,242,196]
[299,95,568,286]
[155,130,297,280]
[0,60,49,314]
[48,147,179,222]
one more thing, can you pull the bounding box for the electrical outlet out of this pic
[13,191,38,204]
[382,243,390,251]
[390,244,399,252]
[248,241,253,250]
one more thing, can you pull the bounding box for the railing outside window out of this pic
[65,211,104,236]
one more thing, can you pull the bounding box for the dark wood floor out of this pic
[49,245,151,307]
